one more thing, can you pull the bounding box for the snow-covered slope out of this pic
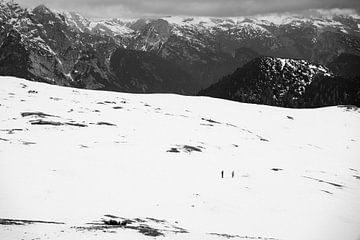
[1,76,360,240]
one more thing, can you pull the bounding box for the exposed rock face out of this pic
[0,29,32,80]
[130,19,172,52]
[0,2,88,86]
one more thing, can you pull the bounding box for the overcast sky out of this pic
[15,0,360,18]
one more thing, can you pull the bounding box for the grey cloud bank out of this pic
[15,0,360,18]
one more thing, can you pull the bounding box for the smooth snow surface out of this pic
[0,76,360,240]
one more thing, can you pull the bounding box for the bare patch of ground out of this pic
[77,215,187,237]
[167,145,203,153]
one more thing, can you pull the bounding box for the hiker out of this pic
[221,170,224,178]
[232,171,235,178]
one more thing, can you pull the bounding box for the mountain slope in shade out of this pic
[130,15,360,86]
[0,2,117,88]
[0,29,33,80]
[0,2,196,94]
[109,48,199,94]
[198,56,333,107]
[0,76,360,240]
[303,75,360,107]
[2,1,360,93]
[328,53,360,78]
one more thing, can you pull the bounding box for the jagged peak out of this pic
[33,4,52,14]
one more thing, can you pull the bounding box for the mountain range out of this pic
[1,1,360,106]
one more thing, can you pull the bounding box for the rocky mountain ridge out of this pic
[0,1,198,94]
[1,1,360,95]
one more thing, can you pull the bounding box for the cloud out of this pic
[15,0,360,18]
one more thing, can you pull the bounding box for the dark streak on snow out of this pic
[30,120,63,126]
[22,141,36,145]
[30,120,88,127]
[104,214,119,219]
[66,122,88,127]
[167,148,180,153]
[307,144,321,149]
[0,128,24,134]
[321,190,333,195]
[242,128,253,134]
[259,136,270,142]
[208,232,279,239]
[200,123,214,127]
[303,176,344,189]
[50,97,62,101]
[0,218,64,225]
[201,118,238,128]
[21,112,58,118]
[97,101,116,105]
[202,118,221,124]
[183,145,203,153]
[97,122,117,126]
[146,217,166,224]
